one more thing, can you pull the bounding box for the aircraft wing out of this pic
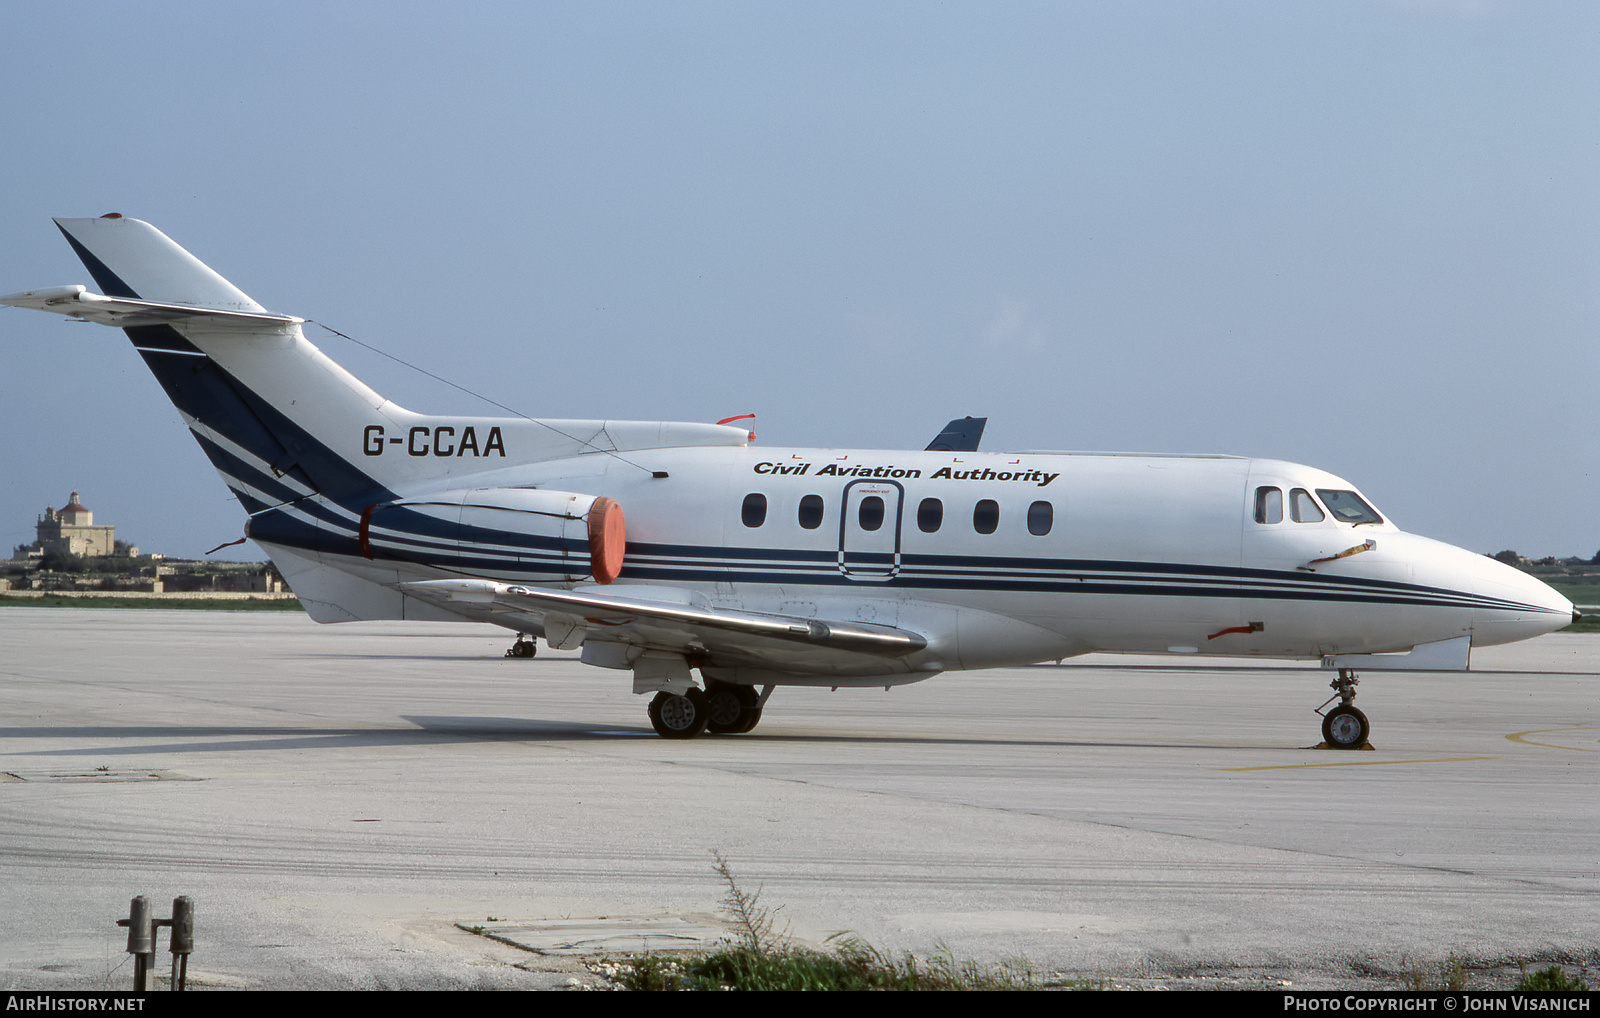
[400,579,927,672]
[925,416,987,452]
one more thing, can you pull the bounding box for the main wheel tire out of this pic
[508,640,537,659]
[705,684,758,735]
[1322,705,1370,749]
[649,688,709,739]
[731,706,763,734]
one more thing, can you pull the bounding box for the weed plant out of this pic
[614,852,1072,991]
[1516,965,1589,992]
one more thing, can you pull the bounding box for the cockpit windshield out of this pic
[1315,489,1383,526]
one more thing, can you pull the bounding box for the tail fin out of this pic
[8,216,752,521]
[6,215,753,623]
[44,216,394,516]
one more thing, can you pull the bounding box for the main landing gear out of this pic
[506,635,537,659]
[648,680,765,739]
[704,681,762,735]
[1317,668,1370,749]
[649,688,708,738]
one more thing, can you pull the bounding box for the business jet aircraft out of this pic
[4,216,1576,744]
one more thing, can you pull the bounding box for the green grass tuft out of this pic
[613,853,1084,991]
[1516,965,1589,991]
[614,940,1071,991]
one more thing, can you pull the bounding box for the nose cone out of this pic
[1390,534,1574,648]
[1458,548,1575,647]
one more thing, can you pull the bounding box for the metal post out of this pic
[120,896,154,991]
[118,894,193,991]
[168,896,193,991]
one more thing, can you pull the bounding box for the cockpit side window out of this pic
[1289,488,1325,523]
[1254,487,1283,524]
[1316,489,1383,526]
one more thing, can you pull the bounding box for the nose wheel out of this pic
[1317,669,1370,749]
[1321,704,1370,748]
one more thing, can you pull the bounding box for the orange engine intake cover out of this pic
[587,497,626,584]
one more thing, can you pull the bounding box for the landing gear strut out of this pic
[506,636,537,659]
[1317,668,1370,749]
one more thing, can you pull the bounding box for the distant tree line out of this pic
[1491,550,1600,568]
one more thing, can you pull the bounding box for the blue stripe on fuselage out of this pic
[309,510,1553,613]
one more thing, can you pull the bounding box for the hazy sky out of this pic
[2,1,1596,561]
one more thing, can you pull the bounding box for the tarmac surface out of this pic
[1,607,1596,991]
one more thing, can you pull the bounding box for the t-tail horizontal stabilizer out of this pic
[0,284,303,328]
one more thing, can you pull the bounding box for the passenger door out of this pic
[838,480,904,581]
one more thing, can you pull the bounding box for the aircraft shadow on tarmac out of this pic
[2,718,1264,754]
[0,720,611,755]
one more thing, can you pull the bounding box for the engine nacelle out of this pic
[359,487,625,584]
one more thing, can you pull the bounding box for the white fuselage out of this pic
[266,441,1571,676]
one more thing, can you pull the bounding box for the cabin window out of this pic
[797,494,824,530]
[917,498,943,533]
[858,496,885,531]
[1289,488,1325,523]
[741,493,768,528]
[1316,489,1383,526]
[1254,487,1283,524]
[1027,500,1053,536]
[973,499,999,535]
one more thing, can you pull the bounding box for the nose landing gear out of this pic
[1317,668,1370,749]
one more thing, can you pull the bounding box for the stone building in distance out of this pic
[6,489,290,598]
[19,491,125,560]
